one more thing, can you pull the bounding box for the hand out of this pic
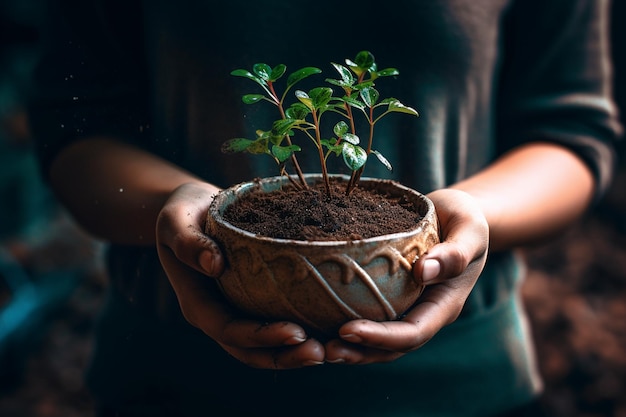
[156,182,325,369]
[324,188,489,364]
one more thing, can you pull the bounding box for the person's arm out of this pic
[452,141,595,252]
[48,137,210,245]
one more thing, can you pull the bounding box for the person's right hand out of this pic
[323,188,489,364]
[156,182,325,369]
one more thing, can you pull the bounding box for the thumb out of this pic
[413,189,489,285]
[196,239,226,277]
[156,183,225,277]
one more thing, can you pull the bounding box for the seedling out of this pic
[222,51,419,195]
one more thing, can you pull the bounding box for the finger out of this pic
[404,249,487,344]
[219,320,310,349]
[223,338,326,370]
[324,326,406,365]
[326,310,449,364]
[157,240,229,327]
[158,244,324,369]
[157,183,224,277]
[323,313,445,365]
[334,302,441,357]
[158,241,318,345]
[327,275,480,364]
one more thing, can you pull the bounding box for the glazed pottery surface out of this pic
[206,174,440,337]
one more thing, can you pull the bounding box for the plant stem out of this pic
[280,166,304,190]
[345,74,369,195]
[311,109,331,195]
[366,105,375,153]
[269,81,308,189]
[345,107,359,194]
[346,92,375,196]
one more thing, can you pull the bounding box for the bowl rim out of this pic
[209,174,438,247]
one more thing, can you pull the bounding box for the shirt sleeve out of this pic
[26,0,150,182]
[496,0,623,202]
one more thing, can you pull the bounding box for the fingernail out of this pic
[199,250,219,276]
[341,333,362,343]
[283,335,307,345]
[325,358,345,364]
[422,259,441,282]
[303,360,324,366]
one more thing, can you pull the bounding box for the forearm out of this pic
[49,137,219,245]
[451,142,596,252]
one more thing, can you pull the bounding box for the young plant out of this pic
[222,51,419,196]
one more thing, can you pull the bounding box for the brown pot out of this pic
[206,174,440,338]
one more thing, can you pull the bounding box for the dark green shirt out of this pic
[28,1,620,416]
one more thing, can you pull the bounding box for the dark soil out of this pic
[223,178,423,241]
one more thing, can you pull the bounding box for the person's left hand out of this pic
[323,188,489,364]
[156,182,326,369]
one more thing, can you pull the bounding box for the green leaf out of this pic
[285,103,310,119]
[268,131,288,146]
[272,144,300,162]
[322,138,343,155]
[231,69,266,87]
[354,51,376,70]
[247,137,270,154]
[333,121,349,137]
[352,80,374,91]
[309,87,333,109]
[346,51,378,79]
[342,143,367,171]
[372,149,393,171]
[253,63,272,81]
[287,67,322,89]
[360,86,379,107]
[270,64,287,81]
[385,98,419,116]
[295,90,314,110]
[221,138,254,153]
[272,118,299,137]
[325,78,352,89]
[326,101,349,113]
[342,133,360,145]
[331,63,355,85]
[255,129,271,139]
[221,136,269,155]
[345,58,363,78]
[241,94,265,104]
[375,68,399,77]
[340,96,366,110]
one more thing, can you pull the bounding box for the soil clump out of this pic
[223,178,423,241]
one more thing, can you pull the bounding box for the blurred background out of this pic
[0,1,625,417]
